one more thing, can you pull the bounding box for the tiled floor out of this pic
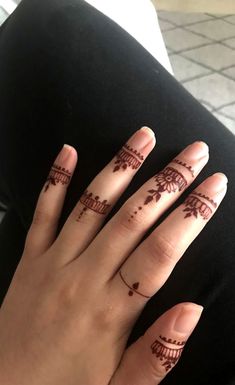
[159,11,235,135]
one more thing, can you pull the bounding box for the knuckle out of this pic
[32,207,57,226]
[94,303,120,331]
[118,203,145,233]
[148,233,178,266]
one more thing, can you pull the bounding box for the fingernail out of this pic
[173,304,203,334]
[55,144,74,164]
[182,141,209,160]
[128,126,156,151]
[202,172,228,193]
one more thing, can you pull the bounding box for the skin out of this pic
[0,126,228,385]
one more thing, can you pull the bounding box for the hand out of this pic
[0,127,227,385]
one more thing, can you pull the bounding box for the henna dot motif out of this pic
[172,159,195,177]
[44,163,72,192]
[128,167,188,221]
[119,271,150,299]
[113,144,144,172]
[151,336,185,372]
[76,190,110,221]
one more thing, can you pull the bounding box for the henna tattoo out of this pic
[183,190,217,220]
[113,144,144,172]
[44,163,72,192]
[128,167,188,222]
[151,336,185,372]
[159,336,186,346]
[119,271,150,299]
[190,191,217,208]
[172,159,194,177]
[76,190,110,220]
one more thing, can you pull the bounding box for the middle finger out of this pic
[82,141,209,276]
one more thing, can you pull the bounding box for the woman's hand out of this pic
[0,127,227,385]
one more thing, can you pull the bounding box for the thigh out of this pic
[0,1,234,383]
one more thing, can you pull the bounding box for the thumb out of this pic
[111,302,203,385]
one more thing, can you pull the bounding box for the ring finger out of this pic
[111,172,227,316]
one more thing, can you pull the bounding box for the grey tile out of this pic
[199,100,214,111]
[217,104,235,119]
[183,44,235,71]
[158,11,212,26]
[183,73,235,108]
[213,112,235,135]
[224,15,235,25]
[222,66,235,80]
[223,37,235,49]
[162,28,210,52]
[187,19,235,41]
[207,14,230,18]
[169,54,211,82]
[158,19,175,32]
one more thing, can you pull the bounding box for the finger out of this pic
[84,141,209,276]
[112,172,227,309]
[24,145,77,258]
[111,303,203,385]
[53,127,156,262]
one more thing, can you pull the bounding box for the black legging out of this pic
[0,1,234,384]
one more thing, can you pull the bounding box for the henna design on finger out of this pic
[183,190,217,220]
[159,336,186,346]
[44,164,72,192]
[76,190,110,221]
[113,144,144,172]
[172,159,195,177]
[128,167,188,222]
[151,336,185,372]
[119,271,150,299]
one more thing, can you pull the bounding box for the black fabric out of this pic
[0,1,234,384]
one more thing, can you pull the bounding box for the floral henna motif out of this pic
[76,190,110,221]
[44,163,72,192]
[151,336,185,372]
[183,190,217,220]
[172,159,195,177]
[113,144,144,172]
[128,167,188,222]
[119,271,150,299]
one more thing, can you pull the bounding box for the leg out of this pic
[0,1,234,383]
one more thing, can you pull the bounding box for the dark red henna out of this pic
[76,190,110,220]
[145,167,187,204]
[172,159,194,177]
[128,167,188,222]
[151,336,185,372]
[183,190,217,220]
[190,191,217,208]
[119,271,150,299]
[159,336,186,346]
[44,163,72,192]
[113,144,144,172]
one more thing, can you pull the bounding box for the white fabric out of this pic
[1,0,17,14]
[85,0,173,75]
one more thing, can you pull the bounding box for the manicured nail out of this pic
[173,304,204,334]
[182,141,209,160]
